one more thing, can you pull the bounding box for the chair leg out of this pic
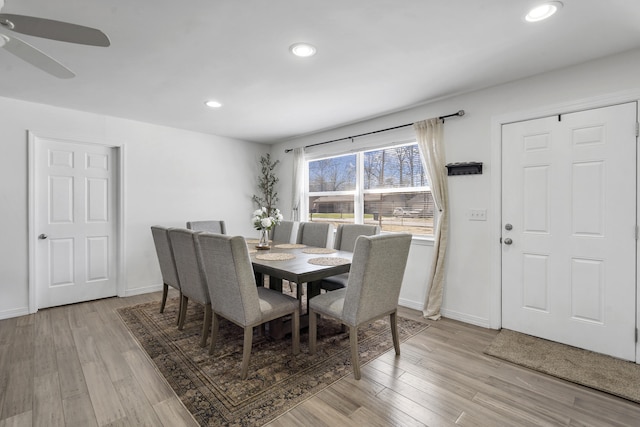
[241,326,253,380]
[390,311,400,355]
[175,291,183,326]
[291,309,300,355]
[200,303,212,347]
[160,283,168,313]
[309,309,317,354]
[178,295,188,330]
[349,325,361,380]
[208,313,220,355]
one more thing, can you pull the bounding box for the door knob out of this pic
[38,233,48,240]
[504,238,513,245]
[505,223,513,231]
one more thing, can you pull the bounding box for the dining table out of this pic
[246,239,354,338]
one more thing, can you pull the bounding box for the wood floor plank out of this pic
[112,376,164,427]
[33,310,58,378]
[288,398,361,427]
[1,359,33,420]
[0,318,17,346]
[55,345,89,400]
[50,307,76,351]
[0,410,32,427]
[362,364,463,421]
[33,372,65,427]
[152,396,199,427]
[62,393,98,427]
[72,327,102,365]
[121,349,174,405]
[330,377,428,427]
[81,361,127,426]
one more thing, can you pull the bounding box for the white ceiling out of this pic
[1,0,639,143]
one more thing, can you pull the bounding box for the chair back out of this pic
[196,234,261,326]
[186,220,226,234]
[334,224,381,252]
[343,233,412,325]
[150,226,180,290]
[168,228,210,304]
[271,220,297,244]
[296,222,334,248]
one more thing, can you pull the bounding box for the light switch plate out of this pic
[469,209,487,221]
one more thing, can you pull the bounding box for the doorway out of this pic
[29,133,122,310]
[501,102,637,361]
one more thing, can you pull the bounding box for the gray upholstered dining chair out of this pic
[186,220,226,234]
[271,220,297,243]
[150,226,181,323]
[196,233,300,380]
[296,222,334,248]
[168,228,212,347]
[309,233,412,380]
[321,224,381,291]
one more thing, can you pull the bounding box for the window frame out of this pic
[304,140,436,239]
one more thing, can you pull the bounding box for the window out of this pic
[306,142,434,236]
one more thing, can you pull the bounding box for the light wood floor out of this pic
[1,291,639,426]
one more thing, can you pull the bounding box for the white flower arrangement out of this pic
[252,207,283,231]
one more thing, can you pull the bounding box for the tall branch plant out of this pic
[252,153,280,215]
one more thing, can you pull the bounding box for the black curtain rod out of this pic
[284,109,464,153]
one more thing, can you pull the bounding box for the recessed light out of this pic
[205,100,222,108]
[289,43,317,58]
[525,1,562,22]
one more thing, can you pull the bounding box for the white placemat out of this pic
[307,257,350,266]
[302,248,337,254]
[256,253,296,261]
[274,243,307,249]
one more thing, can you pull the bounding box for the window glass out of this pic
[364,145,426,189]
[307,154,356,229]
[308,154,356,192]
[308,195,355,229]
[363,191,434,234]
[307,143,433,236]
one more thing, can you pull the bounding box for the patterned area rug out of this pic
[118,298,428,426]
[485,329,640,403]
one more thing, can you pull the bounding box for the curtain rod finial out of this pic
[457,110,465,116]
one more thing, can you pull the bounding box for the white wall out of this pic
[0,97,266,319]
[272,48,640,328]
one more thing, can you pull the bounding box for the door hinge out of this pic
[636,328,638,343]
[636,122,639,137]
[636,225,639,240]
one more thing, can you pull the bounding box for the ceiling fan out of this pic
[0,0,110,78]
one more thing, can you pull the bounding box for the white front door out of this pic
[502,102,637,361]
[34,136,118,309]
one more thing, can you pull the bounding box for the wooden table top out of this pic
[249,241,352,284]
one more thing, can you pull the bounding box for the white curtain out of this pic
[414,118,448,320]
[291,147,305,221]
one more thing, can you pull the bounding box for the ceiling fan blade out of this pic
[1,34,74,78]
[0,13,110,47]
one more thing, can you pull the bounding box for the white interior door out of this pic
[502,102,637,361]
[34,136,118,309]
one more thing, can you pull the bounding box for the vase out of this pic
[256,228,270,249]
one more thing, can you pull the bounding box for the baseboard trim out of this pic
[124,284,163,297]
[0,306,30,320]
[440,308,492,329]
[398,298,423,311]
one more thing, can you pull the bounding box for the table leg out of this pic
[269,277,283,292]
[307,281,322,314]
[255,272,264,287]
